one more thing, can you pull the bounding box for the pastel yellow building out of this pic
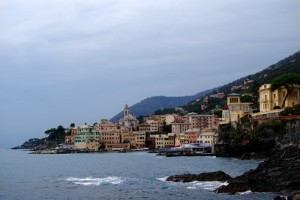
[252,84,300,119]
[227,93,251,123]
[150,133,175,148]
[259,84,300,112]
[121,131,146,148]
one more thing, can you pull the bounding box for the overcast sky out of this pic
[1,0,300,148]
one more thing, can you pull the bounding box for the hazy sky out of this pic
[1,0,300,147]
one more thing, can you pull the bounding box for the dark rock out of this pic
[289,191,300,200]
[215,146,300,194]
[166,171,232,183]
[273,196,287,200]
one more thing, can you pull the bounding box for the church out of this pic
[118,104,139,131]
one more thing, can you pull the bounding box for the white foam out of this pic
[65,176,124,186]
[187,185,197,190]
[156,177,168,182]
[193,181,225,190]
[157,177,227,191]
[238,190,252,195]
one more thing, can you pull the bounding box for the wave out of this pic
[187,181,226,191]
[238,190,252,195]
[208,156,216,158]
[65,176,124,186]
[157,177,228,191]
[156,177,168,182]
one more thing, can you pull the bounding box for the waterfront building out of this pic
[197,130,218,145]
[121,131,146,148]
[118,104,139,131]
[149,133,175,148]
[74,124,98,150]
[183,128,199,144]
[171,122,190,147]
[227,93,251,123]
[94,119,122,145]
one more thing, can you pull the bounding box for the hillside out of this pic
[217,50,300,94]
[110,50,300,121]
[110,90,212,122]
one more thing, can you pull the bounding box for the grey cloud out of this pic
[1,0,300,147]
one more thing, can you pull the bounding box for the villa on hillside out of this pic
[219,93,251,126]
[252,84,300,120]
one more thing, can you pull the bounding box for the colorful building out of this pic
[74,124,98,150]
[149,133,175,148]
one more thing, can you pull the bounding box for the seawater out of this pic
[0,149,277,200]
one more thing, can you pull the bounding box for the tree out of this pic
[280,103,300,116]
[162,121,171,133]
[240,95,253,103]
[213,110,222,118]
[44,126,65,141]
[98,143,105,151]
[154,109,162,115]
[271,73,300,108]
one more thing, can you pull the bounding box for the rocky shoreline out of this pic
[166,146,300,198]
[166,171,232,182]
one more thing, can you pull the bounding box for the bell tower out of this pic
[124,104,129,117]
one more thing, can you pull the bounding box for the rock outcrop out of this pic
[215,146,300,194]
[166,171,232,183]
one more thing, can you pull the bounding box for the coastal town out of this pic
[26,77,300,154]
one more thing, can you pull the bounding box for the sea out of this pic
[0,149,280,200]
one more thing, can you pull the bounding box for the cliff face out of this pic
[215,146,300,194]
[276,120,300,148]
[215,120,300,194]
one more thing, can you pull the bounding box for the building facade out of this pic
[74,124,98,150]
[186,113,218,130]
[149,133,175,148]
[227,93,251,123]
[259,84,300,112]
